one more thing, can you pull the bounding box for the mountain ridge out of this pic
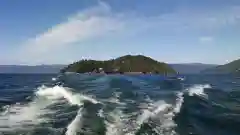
[170,63,218,74]
[0,65,65,74]
[4,61,239,74]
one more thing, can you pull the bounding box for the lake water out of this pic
[0,73,239,135]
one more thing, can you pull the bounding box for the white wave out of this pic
[187,84,211,97]
[102,94,180,135]
[65,108,83,135]
[0,105,10,115]
[103,92,126,106]
[0,85,99,134]
[0,98,53,131]
[172,84,211,114]
[105,109,124,135]
[178,77,185,81]
[36,85,99,105]
[103,84,212,135]
[103,92,128,135]
[35,85,100,135]
[104,108,136,135]
[140,93,195,135]
[174,91,184,113]
[97,108,104,118]
[173,84,211,114]
[104,98,177,135]
[137,100,175,126]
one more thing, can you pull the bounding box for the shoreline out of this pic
[63,71,176,75]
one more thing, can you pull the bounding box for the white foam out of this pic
[65,108,83,135]
[173,84,211,114]
[137,100,173,125]
[103,96,179,135]
[97,108,104,118]
[187,84,211,97]
[152,100,172,115]
[0,98,53,131]
[134,100,177,135]
[104,109,136,135]
[103,84,212,135]
[178,77,185,81]
[103,92,126,106]
[0,105,10,115]
[174,92,184,113]
[35,85,99,135]
[36,85,99,105]
[105,109,124,135]
[0,85,99,133]
[172,84,211,114]
[103,98,178,135]
[103,92,128,135]
[52,77,57,81]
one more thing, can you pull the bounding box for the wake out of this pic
[101,84,211,135]
[0,85,99,135]
[0,74,211,135]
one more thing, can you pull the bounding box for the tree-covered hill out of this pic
[202,59,240,74]
[61,55,176,74]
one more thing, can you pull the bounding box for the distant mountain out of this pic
[0,65,66,74]
[170,63,218,74]
[202,59,240,74]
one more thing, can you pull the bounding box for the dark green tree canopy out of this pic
[61,55,176,74]
[202,59,240,74]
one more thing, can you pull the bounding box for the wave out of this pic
[176,83,240,135]
[187,84,211,97]
[0,98,51,131]
[4,73,237,135]
[174,84,211,113]
[0,85,100,135]
[101,91,179,135]
[65,108,83,135]
[36,85,100,135]
[78,77,212,135]
[136,100,176,135]
[132,84,212,135]
[35,85,99,105]
[102,92,129,135]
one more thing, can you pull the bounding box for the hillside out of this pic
[202,59,240,74]
[0,65,65,74]
[170,63,218,74]
[61,55,176,74]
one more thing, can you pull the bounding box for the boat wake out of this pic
[1,74,239,135]
[0,85,99,135]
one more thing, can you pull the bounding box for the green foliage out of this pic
[217,59,240,73]
[203,59,240,74]
[61,55,176,74]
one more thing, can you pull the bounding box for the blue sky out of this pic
[0,0,240,65]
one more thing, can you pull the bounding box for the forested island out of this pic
[61,55,176,74]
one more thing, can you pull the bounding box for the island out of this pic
[60,55,176,74]
[202,58,240,74]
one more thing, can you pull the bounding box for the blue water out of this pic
[0,73,240,135]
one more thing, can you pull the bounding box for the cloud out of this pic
[199,36,213,42]
[14,2,240,65]
[30,2,120,51]
[154,6,240,33]
[17,2,126,64]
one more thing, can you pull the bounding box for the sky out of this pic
[0,0,240,65]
